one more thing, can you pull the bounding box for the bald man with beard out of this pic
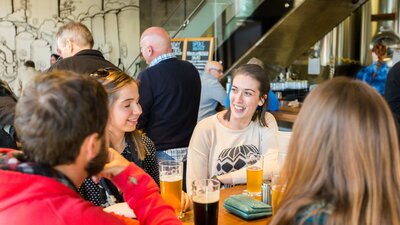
[137,27,201,179]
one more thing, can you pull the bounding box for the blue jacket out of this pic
[356,62,389,95]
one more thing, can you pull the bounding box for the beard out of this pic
[85,136,109,177]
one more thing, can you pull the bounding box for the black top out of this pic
[385,61,400,131]
[47,49,118,74]
[78,134,159,207]
[137,58,201,150]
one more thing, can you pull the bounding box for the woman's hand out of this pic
[181,191,192,212]
[215,173,233,185]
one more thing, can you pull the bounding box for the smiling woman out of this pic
[186,64,280,192]
[79,68,159,207]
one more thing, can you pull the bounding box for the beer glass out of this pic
[192,179,220,225]
[271,174,285,215]
[246,153,264,196]
[159,160,183,218]
[278,151,287,172]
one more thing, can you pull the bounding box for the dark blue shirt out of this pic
[138,58,201,150]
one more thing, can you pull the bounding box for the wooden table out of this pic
[181,185,271,225]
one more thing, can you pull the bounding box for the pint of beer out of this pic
[246,154,264,196]
[271,174,285,215]
[159,160,183,218]
[271,184,284,215]
[192,179,220,225]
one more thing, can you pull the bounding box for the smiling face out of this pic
[108,82,142,134]
[229,74,264,124]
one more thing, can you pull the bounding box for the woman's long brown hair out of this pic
[269,77,400,225]
[93,69,147,160]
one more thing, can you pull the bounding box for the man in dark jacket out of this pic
[137,27,201,165]
[48,22,117,74]
[0,80,17,148]
[385,60,400,134]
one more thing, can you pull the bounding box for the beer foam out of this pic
[247,166,262,171]
[192,193,219,204]
[160,174,182,182]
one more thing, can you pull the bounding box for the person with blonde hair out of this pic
[79,68,159,207]
[270,77,400,225]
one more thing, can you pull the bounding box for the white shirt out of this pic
[186,112,279,191]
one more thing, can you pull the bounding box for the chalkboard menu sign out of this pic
[171,37,214,71]
[171,38,186,60]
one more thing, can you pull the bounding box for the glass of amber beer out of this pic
[192,179,220,225]
[271,174,285,215]
[159,160,183,218]
[246,153,264,196]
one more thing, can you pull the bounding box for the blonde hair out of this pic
[270,77,400,225]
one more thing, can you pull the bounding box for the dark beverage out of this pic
[193,199,219,225]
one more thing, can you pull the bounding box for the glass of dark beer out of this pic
[191,179,220,225]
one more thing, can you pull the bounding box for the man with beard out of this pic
[0,71,180,225]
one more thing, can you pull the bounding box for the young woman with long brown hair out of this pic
[79,68,159,207]
[186,64,279,191]
[270,77,400,225]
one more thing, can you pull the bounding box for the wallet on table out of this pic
[223,194,272,220]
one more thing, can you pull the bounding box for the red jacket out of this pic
[0,163,181,225]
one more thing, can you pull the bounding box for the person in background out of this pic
[198,61,227,122]
[186,64,279,191]
[13,60,39,97]
[225,57,280,112]
[48,21,117,74]
[0,80,18,148]
[385,55,400,133]
[137,26,201,191]
[0,70,181,225]
[79,68,159,207]
[270,77,400,225]
[356,43,389,95]
[50,53,60,65]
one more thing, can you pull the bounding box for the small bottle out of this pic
[226,76,232,93]
[261,182,271,205]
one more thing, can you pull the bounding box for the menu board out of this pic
[171,37,214,71]
[171,38,186,60]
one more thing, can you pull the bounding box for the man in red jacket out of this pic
[0,71,181,225]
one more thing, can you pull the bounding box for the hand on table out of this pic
[215,173,233,185]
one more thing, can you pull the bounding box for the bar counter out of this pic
[271,105,300,123]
